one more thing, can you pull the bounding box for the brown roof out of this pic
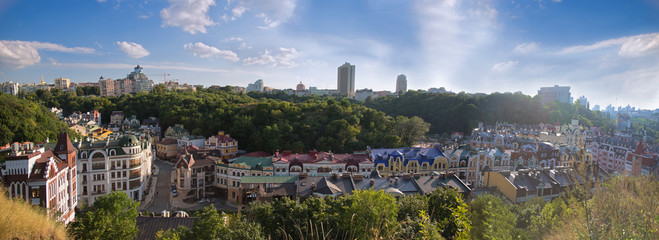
[53,132,75,156]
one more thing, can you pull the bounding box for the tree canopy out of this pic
[69,191,139,240]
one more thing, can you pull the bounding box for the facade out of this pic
[1,132,78,223]
[76,134,153,205]
[175,153,216,199]
[156,138,179,161]
[395,74,407,94]
[216,156,274,202]
[337,62,355,97]
[538,85,571,105]
[109,111,124,131]
[1,81,19,95]
[370,146,449,177]
[204,131,238,160]
[625,140,658,177]
[273,150,373,177]
[577,95,588,108]
[296,82,305,92]
[54,77,70,91]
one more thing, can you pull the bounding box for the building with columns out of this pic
[76,134,153,205]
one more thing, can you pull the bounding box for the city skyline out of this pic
[1,0,658,109]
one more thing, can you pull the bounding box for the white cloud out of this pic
[226,0,297,29]
[232,5,246,18]
[183,42,239,62]
[513,42,539,54]
[491,61,518,72]
[116,41,150,59]
[160,0,216,34]
[238,42,252,50]
[415,0,498,88]
[0,40,95,69]
[223,37,244,42]
[243,47,300,68]
[558,33,659,57]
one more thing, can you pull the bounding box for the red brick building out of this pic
[1,132,78,223]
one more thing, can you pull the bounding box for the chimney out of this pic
[312,183,317,191]
[394,177,399,186]
[370,179,375,186]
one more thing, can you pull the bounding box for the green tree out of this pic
[191,205,224,239]
[470,194,518,240]
[69,191,139,240]
[339,190,399,240]
[427,187,471,239]
[395,116,431,146]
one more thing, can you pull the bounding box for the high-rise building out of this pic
[54,77,70,91]
[98,65,154,96]
[577,95,588,108]
[396,74,407,94]
[537,85,571,105]
[337,62,355,97]
[247,79,264,92]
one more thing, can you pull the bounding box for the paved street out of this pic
[147,159,174,213]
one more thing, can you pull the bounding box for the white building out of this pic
[337,62,355,97]
[76,134,153,205]
[1,81,19,95]
[396,74,407,94]
[247,79,264,92]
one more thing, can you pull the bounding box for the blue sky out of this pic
[1,0,658,109]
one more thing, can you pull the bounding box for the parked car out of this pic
[198,198,210,204]
[171,184,176,191]
[172,189,178,197]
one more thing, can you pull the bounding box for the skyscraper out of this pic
[396,74,407,94]
[337,62,355,97]
[537,85,571,105]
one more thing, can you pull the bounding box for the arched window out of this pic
[290,166,302,172]
[346,166,358,172]
[81,151,88,159]
[110,149,116,156]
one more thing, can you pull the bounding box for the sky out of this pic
[1,0,658,109]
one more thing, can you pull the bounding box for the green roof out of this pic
[240,176,297,184]
[225,156,273,169]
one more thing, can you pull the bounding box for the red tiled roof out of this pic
[273,151,372,164]
[209,134,236,143]
[242,151,270,157]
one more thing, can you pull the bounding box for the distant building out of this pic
[54,77,70,91]
[296,82,305,92]
[109,111,124,131]
[19,83,37,93]
[1,81,19,95]
[396,74,407,94]
[577,95,588,108]
[355,89,373,101]
[538,85,571,105]
[98,65,154,97]
[1,133,78,224]
[246,79,264,92]
[175,152,216,199]
[593,105,600,111]
[616,113,631,131]
[205,131,238,160]
[337,62,355,97]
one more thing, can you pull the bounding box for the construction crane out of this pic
[148,73,171,83]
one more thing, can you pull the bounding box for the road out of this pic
[147,159,174,213]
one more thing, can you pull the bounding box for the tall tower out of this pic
[396,74,407,94]
[337,62,355,97]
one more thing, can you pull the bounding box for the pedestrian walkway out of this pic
[138,165,160,211]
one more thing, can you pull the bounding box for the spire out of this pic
[40,75,45,85]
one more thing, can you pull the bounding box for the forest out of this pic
[3,88,429,153]
[364,90,617,136]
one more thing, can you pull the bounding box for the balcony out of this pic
[129,160,142,169]
[129,170,141,180]
[129,179,141,190]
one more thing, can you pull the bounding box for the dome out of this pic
[119,135,140,147]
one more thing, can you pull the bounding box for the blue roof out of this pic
[370,146,447,167]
